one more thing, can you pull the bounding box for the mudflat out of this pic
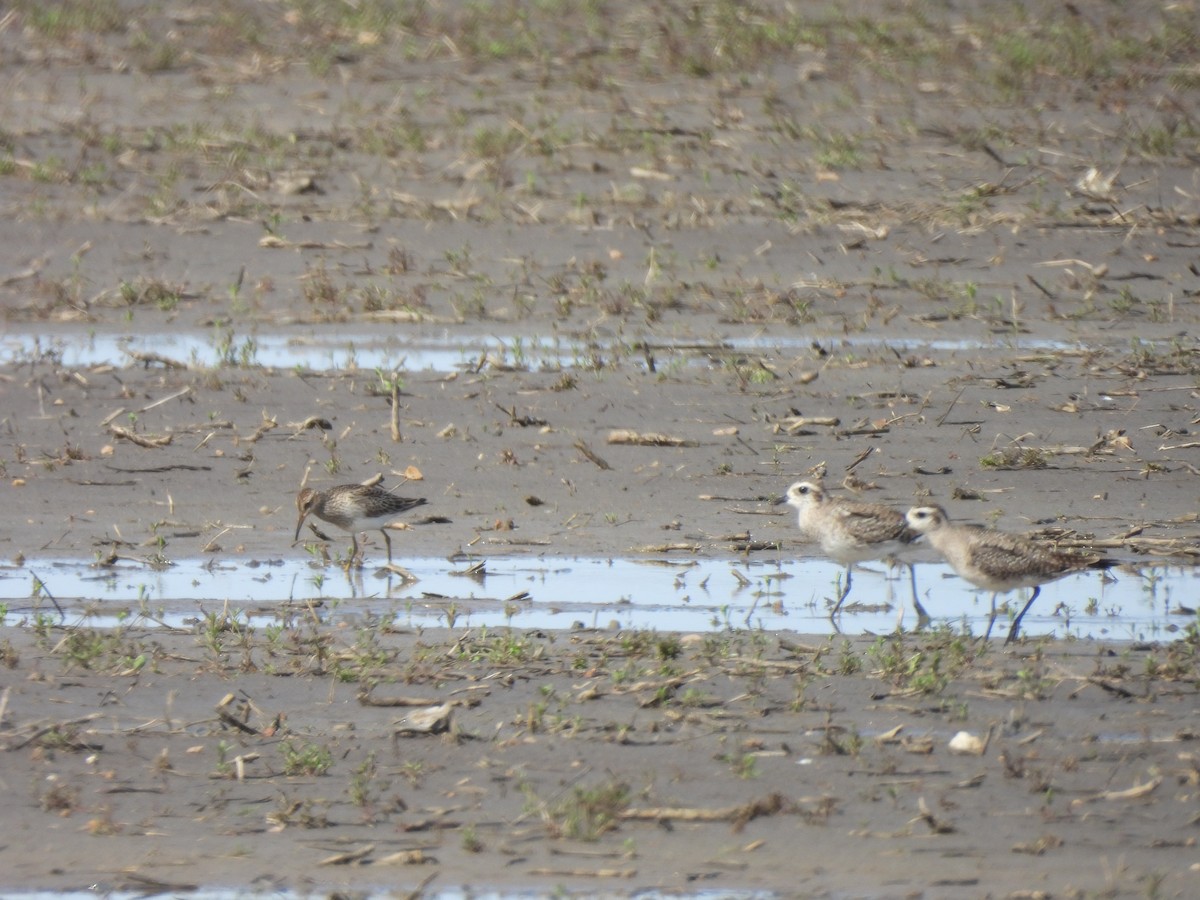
[1,1,1198,896]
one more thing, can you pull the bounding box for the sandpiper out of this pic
[777,480,923,621]
[904,504,1115,643]
[295,483,428,565]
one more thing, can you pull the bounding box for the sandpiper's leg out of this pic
[829,566,853,618]
[907,563,929,627]
[984,592,999,640]
[1005,586,1041,645]
[381,529,393,563]
[349,533,362,567]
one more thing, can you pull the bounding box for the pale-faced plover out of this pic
[295,483,427,565]
[777,480,923,621]
[904,504,1115,643]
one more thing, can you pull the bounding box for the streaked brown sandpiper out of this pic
[295,483,427,565]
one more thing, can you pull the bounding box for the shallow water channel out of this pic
[3,325,1099,375]
[0,553,1193,643]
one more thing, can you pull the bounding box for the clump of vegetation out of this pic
[543,779,630,840]
[53,628,152,675]
[280,741,334,776]
[118,277,185,312]
[867,629,978,695]
[980,447,1050,469]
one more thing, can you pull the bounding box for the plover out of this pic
[904,504,1115,643]
[295,483,427,565]
[777,480,922,621]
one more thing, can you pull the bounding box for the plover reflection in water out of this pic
[905,504,1116,643]
[777,480,924,625]
[295,483,428,566]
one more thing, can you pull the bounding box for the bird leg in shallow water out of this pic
[1005,586,1042,645]
[829,566,854,619]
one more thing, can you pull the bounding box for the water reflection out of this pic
[1,555,1193,642]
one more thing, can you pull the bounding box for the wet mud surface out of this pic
[1,0,1199,896]
[2,627,1200,899]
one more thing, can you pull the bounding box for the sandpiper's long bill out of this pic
[905,504,1115,643]
[777,480,923,622]
[295,483,428,565]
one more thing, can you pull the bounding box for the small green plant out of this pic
[1015,651,1054,700]
[720,751,760,779]
[302,261,342,306]
[281,741,333,776]
[837,640,863,675]
[1109,286,1138,316]
[461,823,484,852]
[656,636,682,661]
[212,328,259,367]
[53,628,149,674]
[818,716,863,756]
[333,626,394,683]
[375,367,405,394]
[867,635,952,695]
[36,725,83,750]
[214,739,233,778]
[198,607,254,657]
[813,130,863,169]
[547,779,630,840]
[444,243,473,275]
[400,760,424,786]
[470,125,524,160]
[458,629,534,664]
[349,752,379,811]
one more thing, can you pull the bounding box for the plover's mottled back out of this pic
[295,483,427,566]
[905,504,1115,643]
[777,480,921,619]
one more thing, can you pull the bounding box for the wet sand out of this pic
[1,1,1199,896]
